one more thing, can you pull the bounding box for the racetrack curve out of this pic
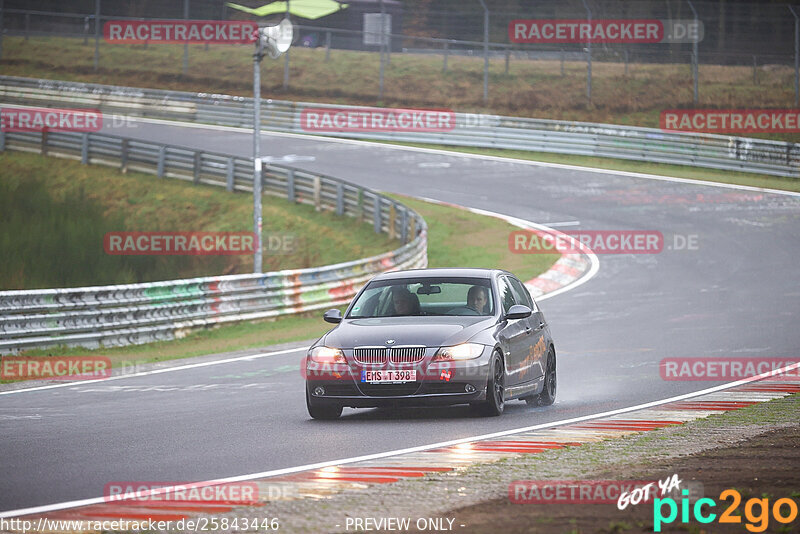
[1,118,799,513]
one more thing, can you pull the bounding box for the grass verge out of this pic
[0,151,397,289]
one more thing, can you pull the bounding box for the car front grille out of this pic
[353,347,387,365]
[389,346,426,364]
[353,345,427,365]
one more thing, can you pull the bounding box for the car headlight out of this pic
[433,343,484,361]
[309,346,346,364]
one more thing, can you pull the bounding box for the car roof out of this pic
[371,268,502,281]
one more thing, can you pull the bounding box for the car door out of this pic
[496,275,530,387]
[507,275,546,381]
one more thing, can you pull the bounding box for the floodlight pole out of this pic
[283,0,290,89]
[253,38,265,273]
[477,0,489,104]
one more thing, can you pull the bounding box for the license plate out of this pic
[361,370,416,383]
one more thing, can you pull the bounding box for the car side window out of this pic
[497,276,516,314]
[507,276,535,310]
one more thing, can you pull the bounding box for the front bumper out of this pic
[305,347,492,408]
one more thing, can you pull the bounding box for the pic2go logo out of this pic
[653,489,798,533]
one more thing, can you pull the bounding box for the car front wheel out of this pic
[475,352,505,416]
[527,347,556,406]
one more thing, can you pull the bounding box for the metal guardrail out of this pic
[0,126,427,354]
[1,75,797,178]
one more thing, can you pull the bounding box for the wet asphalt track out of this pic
[1,119,799,512]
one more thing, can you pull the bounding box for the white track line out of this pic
[0,347,307,396]
[537,221,581,227]
[2,361,797,519]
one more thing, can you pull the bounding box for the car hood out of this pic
[324,316,495,349]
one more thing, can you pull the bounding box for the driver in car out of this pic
[467,285,489,314]
[390,287,419,316]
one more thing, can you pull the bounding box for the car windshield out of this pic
[347,277,494,318]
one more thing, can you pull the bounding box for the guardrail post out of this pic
[313,175,321,211]
[226,157,234,192]
[41,128,48,156]
[388,202,396,239]
[120,138,128,173]
[336,182,344,215]
[287,169,295,202]
[157,146,165,178]
[193,151,201,184]
[373,195,382,234]
[401,208,408,243]
[325,31,331,62]
[81,133,89,164]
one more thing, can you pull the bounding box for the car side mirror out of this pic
[323,309,342,324]
[505,304,532,320]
